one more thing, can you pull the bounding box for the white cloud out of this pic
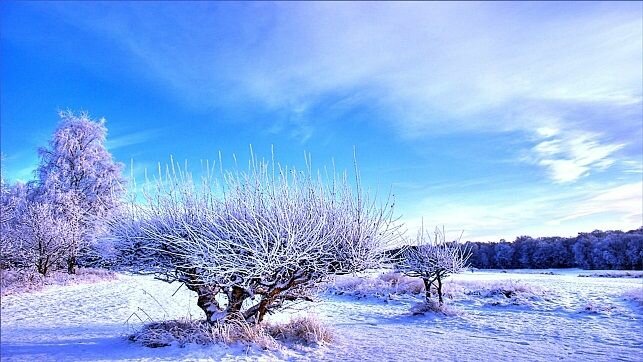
[106,129,164,150]
[536,127,559,138]
[530,131,624,183]
[538,159,588,183]
[622,160,643,174]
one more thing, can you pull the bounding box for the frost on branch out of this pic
[108,154,400,324]
[396,227,471,305]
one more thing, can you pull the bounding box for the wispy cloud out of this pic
[560,181,642,223]
[622,160,643,174]
[42,2,641,143]
[266,106,314,144]
[529,130,624,183]
[106,129,163,150]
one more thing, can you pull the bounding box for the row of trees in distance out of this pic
[465,228,643,270]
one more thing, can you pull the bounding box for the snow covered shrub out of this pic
[71,267,117,282]
[0,268,45,296]
[0,267,116,296]
[109,154,399,325]
[330,271,466,301]
[379,270,406,284]
[130,314,332,349]
[267,314,334,346]
[410,300,461,316]
[432,280,467,300]
[380,271,425,295]
[130,319,216,348]
[130,318,278,349]
[328,271,424,298]
[458,280,547,306]
[396,227,470,304]
[327,274,389,298]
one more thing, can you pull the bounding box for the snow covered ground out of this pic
[1,270,642,361]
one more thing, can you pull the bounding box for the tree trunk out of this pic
[244,284,300,324]
[256,289,281,324]
[422,278,432,303]
[195,286,223,324]
[436,274,443,304]
[226,286,248,321]
[37,260,47,276]
[67,256,77,274]
[252,297,271,324]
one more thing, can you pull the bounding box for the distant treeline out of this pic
[464,228,643,270]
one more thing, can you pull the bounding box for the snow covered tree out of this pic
[0,155,15,266]
[17,201,59,275]
[0,182,34,268]
[108,155,400,325]
[396,227,470,305]
[3,189,78,276]
[623,230,643,270]
[0,181,25,268]
[494,242,514,269]
[35,111,124,273]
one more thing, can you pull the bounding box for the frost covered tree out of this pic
[494,242,514,269]
[12,198,75,276]
[34,111,124,273]
[0,181,24,268]
[108,154,400,325]
[0,155,15,264]
[0,181,42,269]
[396,227,470,305]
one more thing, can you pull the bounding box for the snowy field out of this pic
[1,270,642,361]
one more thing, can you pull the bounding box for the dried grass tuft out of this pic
[410,301,462,316]
[267,314,334,346]
[129,318,279,349]
[130,314,333,349]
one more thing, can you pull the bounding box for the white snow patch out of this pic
[1,270,642,361]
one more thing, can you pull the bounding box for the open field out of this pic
[1,269,642,361]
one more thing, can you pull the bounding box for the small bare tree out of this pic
[108,154,400,325]
[396,227,470,305]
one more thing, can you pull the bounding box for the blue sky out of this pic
[1,2,641,241]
